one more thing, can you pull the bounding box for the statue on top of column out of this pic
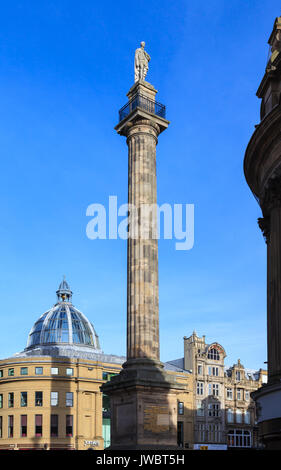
[134,41,151,82]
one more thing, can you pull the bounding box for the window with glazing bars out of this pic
[21,415,27,437]
[51,415,58,437]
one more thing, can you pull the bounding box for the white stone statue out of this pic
[134,41,151,82]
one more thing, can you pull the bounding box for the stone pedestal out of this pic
[101,81,184,449]
[102,359,183,450]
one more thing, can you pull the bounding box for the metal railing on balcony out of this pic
[119,94,166,121]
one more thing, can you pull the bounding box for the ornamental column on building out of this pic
[244,16,281,449]
[101,43,185,450]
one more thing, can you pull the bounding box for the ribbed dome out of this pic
[26,279,101,351]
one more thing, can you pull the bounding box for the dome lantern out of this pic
[56,276,72,303]
[26,280,101,352]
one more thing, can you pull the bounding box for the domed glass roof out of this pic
[26,279,101,351]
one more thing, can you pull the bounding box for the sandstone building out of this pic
[0,279,193,450]
[167,332,267,450]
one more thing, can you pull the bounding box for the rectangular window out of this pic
[245,391,250,401]
[197,423,205,442]
[208,366,219,376]
[197,364,203,375]
[20,367,28,376]
[0,416,2,438]
[21,392,27,407]
[8,393,14,408]
[0,395,2,409]
[51,415,58,437]
[237,389,243,400]
[66,368,73,376]
[51,392,58,407]
[66,392,73,407]
[208,383,219,396]
[8,415,13,437]
[35,414,42,437]
[197,382,204,395]
[208,403,220,417]
[0,370,3,378]
[227,408,234,423]
[244,410,250,424]
[236,410,243,423]
[178,402,184,415]
[196,401,204,416]
[35,367,43,375]
[8,368,14,377]
[51,367,59,375]
[66,415,73,437]
[35,391,43,407]
[236,371,241,381]
[21,415,27,437]
[226,388,233,400]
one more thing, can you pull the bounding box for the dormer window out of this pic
[236,371,241,381]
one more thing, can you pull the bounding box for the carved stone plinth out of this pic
[102,359,183,450]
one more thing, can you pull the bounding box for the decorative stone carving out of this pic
[258,216,270,244]
[134,42,150,82]
[261,174,281,212]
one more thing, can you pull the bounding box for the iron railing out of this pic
[119,94,166,121]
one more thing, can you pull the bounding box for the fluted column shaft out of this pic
[126,119,160,361]
[260,176,281,383]
[267,205,281,382]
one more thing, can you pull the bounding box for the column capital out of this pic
[126,119,160,140]
[258,216,270,244]
[261,173,281,213]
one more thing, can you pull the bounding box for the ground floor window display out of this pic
[227,429,251,448]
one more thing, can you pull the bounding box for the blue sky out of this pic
[0,0,278,370]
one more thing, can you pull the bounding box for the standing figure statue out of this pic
[134,41,151,82]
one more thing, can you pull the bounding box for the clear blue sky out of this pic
[0,0,278,370]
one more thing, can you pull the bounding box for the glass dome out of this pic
[26,279,101,351]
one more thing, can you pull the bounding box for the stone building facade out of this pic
[244,15,281,449]
[167,332,267,450]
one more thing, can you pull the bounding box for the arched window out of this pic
[208,348,220,360]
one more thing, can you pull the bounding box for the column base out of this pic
[101,361,185,450]
[252,382,281,449]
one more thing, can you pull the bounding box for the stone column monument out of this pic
[101,43,184,450]
[244,16,281,449]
